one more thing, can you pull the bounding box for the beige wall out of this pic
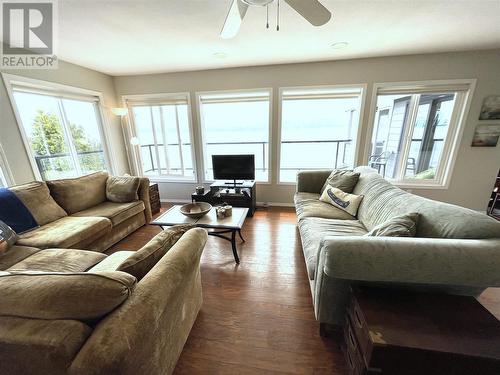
[0,60,129,184]
[113,49,500,210]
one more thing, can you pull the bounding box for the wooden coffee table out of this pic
[151,205,248,264]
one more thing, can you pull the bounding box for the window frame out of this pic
[123,92,198,183]
[2,73,115,181]
[196,88,273,184]
[277,84,367,185]
[364,79,477,189]
[0,142,14,187]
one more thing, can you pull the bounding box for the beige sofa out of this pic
[295,167,500,327]
[9,172,152,252]
[0,227,207,375]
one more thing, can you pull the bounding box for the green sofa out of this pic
[295,167,500,327]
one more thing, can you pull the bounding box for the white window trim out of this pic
[196,88,273,185]
[277,84,367,185]
[1,73,116,180]
[0,142,15,187]
[363,79,477,189]
[123,92,198,183]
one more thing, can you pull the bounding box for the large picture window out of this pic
[127,94,195,180]
[198,90,271,182]
[9,87,109,181]
[279,86,363,183]
[368,81,474,186]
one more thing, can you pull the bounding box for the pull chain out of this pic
[277,0,280,31]
[266,4,269,28]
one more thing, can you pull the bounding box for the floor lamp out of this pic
[112,107,139,175]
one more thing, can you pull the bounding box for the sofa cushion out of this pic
[353,169,500,239]
[117,225,194,280]
[0,316,92,375]
[106,176,140,203]
[0,245,41,271]
[88,251,135,273]
[9,181,67,226]
[16,216,112,249]
[298,218,367,280]
[0,271,136,320]
[8,249,106,273]
[47,172,109,214]
[294,193,355,221]
[365,213,419,237]
[72,201,145,226]
[320,169,360,194]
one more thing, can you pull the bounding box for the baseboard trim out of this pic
[257,201,295,208]
[160,198,294,208]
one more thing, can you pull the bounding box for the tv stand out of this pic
[224,180,244,186]
[191,180,256,217]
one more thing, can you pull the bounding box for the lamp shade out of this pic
[112,107,128,116]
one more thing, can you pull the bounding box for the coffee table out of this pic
[151,205,248,264]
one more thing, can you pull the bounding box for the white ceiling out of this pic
[58,0,500,76]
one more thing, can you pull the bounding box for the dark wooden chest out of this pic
[343,287,500,375]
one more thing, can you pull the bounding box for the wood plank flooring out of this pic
[109,204,500,375]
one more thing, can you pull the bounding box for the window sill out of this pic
[147,177,197,184]
[393,181,448,190]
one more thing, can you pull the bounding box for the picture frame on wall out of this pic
[479,96,500,120]
[471,123,500,147]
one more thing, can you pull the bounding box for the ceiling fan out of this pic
[221,0,332,39]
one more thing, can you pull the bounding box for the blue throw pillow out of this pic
[0,188,38,233]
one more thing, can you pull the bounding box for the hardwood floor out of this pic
[109,204,500,375]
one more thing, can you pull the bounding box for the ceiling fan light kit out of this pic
[221,0,332,39]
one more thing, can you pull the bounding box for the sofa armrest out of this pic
[319,236,500,287]
[69,228,207,375]
[296,170,332,194]
[137,177,152,223]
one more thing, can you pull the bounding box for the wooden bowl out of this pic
[179,202,212,219]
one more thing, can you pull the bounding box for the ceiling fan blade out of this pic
[220,0,249,39]
[284,0,331,26]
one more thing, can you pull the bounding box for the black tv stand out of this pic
[191,180,256,217]
[224,180,244,186]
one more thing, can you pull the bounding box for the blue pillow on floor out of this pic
[0,188,38,233]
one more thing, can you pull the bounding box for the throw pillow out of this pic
[106,176,141,203]
[320,170,360,194]
[365,213,419,237]
[319,185,364,217]
[117,224,194,280]
[0,220,18,255]
[0,187,38,233]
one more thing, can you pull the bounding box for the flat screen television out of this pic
[212,154,255,181]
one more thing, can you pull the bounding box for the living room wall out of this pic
[114,49,500,211]
[0,60,129,184]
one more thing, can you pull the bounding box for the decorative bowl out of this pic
[179,202,212,219]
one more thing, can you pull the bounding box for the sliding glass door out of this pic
[12,91,108,180]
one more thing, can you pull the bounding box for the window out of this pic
[368,81,474,186]
[279,86,363,183]
[126,94,195,180]
[198,90,271,182]
[10,89,109,181]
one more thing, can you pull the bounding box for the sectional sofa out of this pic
[8,171,152,252]
[295,167,500,327]
[0,227,207,375]
[0,172,208,374]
